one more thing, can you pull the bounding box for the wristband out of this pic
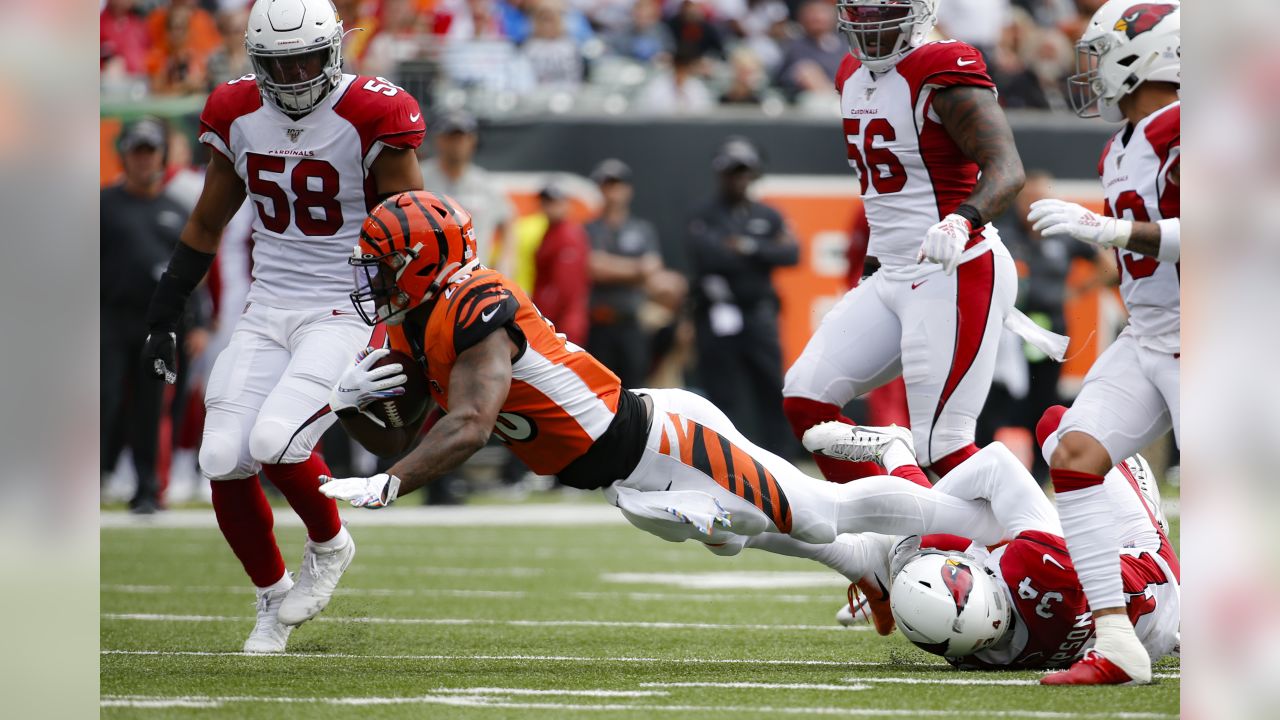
[952,204,984,230]
[146,243,216,330]
[1110,218,1133,249]
[1156,219,1180,263]
[383,474,401,505]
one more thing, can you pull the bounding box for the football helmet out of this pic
[349,191,478,326]
[1069,1,1180,121]
[245,0,345,115]
[835,0,938,73]
[890,550,1012,659]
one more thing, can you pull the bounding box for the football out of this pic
[366,349,429,429]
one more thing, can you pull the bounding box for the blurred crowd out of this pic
[102,0,1116,116]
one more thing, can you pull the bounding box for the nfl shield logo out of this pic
[286,128,304,143]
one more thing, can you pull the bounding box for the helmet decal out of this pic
[940,558,974,617]
[1114,3,1176,40]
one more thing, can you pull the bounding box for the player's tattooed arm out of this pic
[932,86,1026,224]
[387,330,515,497]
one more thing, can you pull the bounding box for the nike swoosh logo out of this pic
[332,309,354,316]
[873,576,890,601]
[481,307,499,322]
[1043,554,1066,570]
[409,112,421,123]
[911,280,928,290]
[957,59,977,66]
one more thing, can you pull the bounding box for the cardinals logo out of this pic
[940,558,974,617]
[1113,3,1176,39]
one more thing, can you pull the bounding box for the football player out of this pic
[1026,1,1180,685]
[318,192,937,605]
[801,406,1179,672]
[139,0,426,653]
[782,0,1066,483]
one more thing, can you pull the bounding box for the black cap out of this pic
[590,158,633,185]
[119,117,167,153]
[435,110,478,135]
[711,136,762,173]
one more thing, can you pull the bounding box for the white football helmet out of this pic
[1069,1,1180,121]
[835,0,938,73]
[890,551,1011,659]
[245,0,344,116]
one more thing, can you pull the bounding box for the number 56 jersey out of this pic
[199,74,425,310]
[1100,101,1180,354]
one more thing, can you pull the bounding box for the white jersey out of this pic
[1099,101,1180,354]
[836,41,1002,276]
[198,73,426,310]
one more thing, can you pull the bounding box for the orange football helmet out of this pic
[349,191,478,326]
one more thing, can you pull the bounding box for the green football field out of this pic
[101,503,1179,719]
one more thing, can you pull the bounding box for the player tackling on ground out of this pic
[783,0,1065,486]
[1027,1,1180,685]
[140,0,425,652]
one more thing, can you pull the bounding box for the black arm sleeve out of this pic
[145,243,216,331]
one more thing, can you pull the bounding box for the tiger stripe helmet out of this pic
[349,191,478,326]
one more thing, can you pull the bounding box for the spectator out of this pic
[667,0,727,62]
[720,46,766,106]
[604,0,675,64]
[442,0,510,41]
[739,0,789,74]
[585,159,665,387]
[531,181,591,345]
[990,9,1051,110]
[439,0,537,93]
[101,0,151,78]
[636,48,714,114]
[361,0,431,79]
[687,137,798,457]
[936,0,1012,61]
[101,118,199,514]
[497,0,596,45]
[774,0,846,101]
[148,2,216,95]
[333,0,379,68]
[206,8,252,87]
[520,0,585,90]
[419,110,519,275]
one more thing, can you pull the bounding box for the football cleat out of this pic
[1040,650,1149,686]
[802,422,913,466]
[243,576,294,654]
[836,592,874,627]
[277,529,355,626]
[850,533,896,636]
[1122,454,1169,535]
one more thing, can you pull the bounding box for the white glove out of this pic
[1027,198,1131,249]
[329,347,406,427]
[319,473,401,509]
[917,214,971,275]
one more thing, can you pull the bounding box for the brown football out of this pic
[366,349,429,429]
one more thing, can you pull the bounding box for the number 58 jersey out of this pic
[199,74,425,310]
[1100,101,1180,354]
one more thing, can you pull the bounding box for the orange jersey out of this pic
[388,267,624,475]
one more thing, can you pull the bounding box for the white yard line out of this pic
[101,649,913,667]
[102,612,863,632]
[101,504,625,529]
[644,682,872,692]
[97,693,1174,718]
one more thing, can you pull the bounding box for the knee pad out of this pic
[199,433,251,481]
[249,419,302,466]
[782,396,843,441]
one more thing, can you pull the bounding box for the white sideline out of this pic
[101,649,914,667]
[102,612,867,632]
[100,503,625,529]
[98,693,1176,717]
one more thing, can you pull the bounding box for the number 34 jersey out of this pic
[1100,101,1181,354]
[835,41,999,273]
[199,74,425,310]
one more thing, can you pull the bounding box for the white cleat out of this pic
[1122,454,1169,535]
[277,528,355,626]
[244,576,294,654]
[836,593,874,627]
[802,422,914,465]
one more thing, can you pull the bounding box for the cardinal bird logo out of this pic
[1113,3,1176,39]
[940,559,975,617]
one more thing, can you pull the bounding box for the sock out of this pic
[782,397,882,482]
[927,443,979,478]
[262,452,342,543]
[211,476,287,588]
[258,572,293,596]
[313,524,351,551]
[1051,468,1125,611]
[745,532,871,582]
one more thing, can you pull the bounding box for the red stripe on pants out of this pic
[931,251,995,448]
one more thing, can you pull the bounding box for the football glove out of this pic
[918,214,971,275]
[1027,198,1132,249]
[319,473,401,509]
[329,347,407,427]
[142,331,178,384]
